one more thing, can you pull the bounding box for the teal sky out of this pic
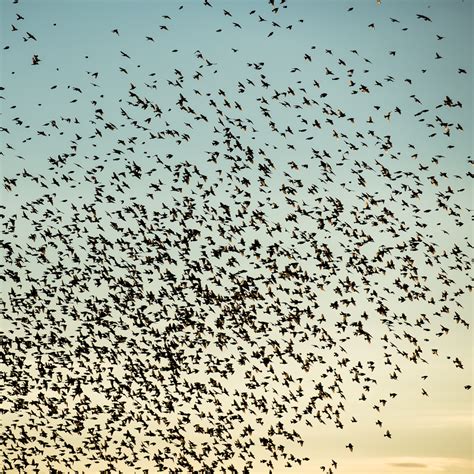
[1,1,472,473]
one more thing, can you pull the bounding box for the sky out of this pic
[1,0,473,473]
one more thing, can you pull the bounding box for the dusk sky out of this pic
[1,1,472,473]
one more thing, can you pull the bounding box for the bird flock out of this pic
[1,1,472,473]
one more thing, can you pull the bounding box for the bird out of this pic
[416,14,432,21]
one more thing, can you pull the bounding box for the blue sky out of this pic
[1,1,472,473]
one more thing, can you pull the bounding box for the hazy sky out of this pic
[1,1,472,473]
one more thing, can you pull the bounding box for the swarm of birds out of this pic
[1,0,472,473]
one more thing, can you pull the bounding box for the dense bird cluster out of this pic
[1,1,472,473]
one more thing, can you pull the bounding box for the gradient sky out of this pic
[1,1,473,473]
